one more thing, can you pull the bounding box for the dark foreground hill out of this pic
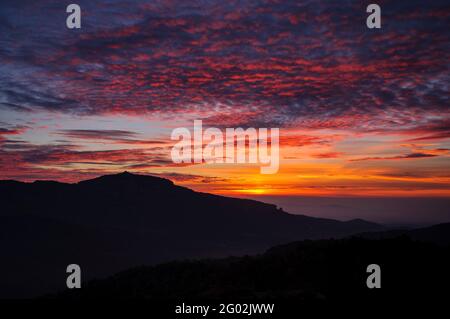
[53,233,450,306]
[0,172,383,298]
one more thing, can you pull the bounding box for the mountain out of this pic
[53,235,450,306]
[356,222,450,246]
[0,172,382,298]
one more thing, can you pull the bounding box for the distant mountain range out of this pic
[357,222,450,246]
[1,172,384,297]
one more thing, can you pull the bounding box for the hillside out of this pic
[54,235,450,306]
[0,172,382,297]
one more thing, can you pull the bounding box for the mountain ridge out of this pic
[53,224,450,302]
[1,171,383,298]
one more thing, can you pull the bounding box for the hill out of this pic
[356,222,450,245]
[53,235,450,307]
[0,172,382,298]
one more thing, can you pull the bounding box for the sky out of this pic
[0,0,449,205]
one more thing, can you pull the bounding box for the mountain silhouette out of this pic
[54,230,450,305]
[0,172,382,298]
[356,222,450,246]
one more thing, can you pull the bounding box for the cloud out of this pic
[0,125,28,136]
[0,142,174,178]
[0,124,29,143]
[0,0,449,188]
[350,152,438,162]
[59,129,138,139]
[0,0,447,137]
[151,172,228,184]
[280,134,342,147]
[398,118,450,141]
[57,129,169,145]
[312,152,343,159]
